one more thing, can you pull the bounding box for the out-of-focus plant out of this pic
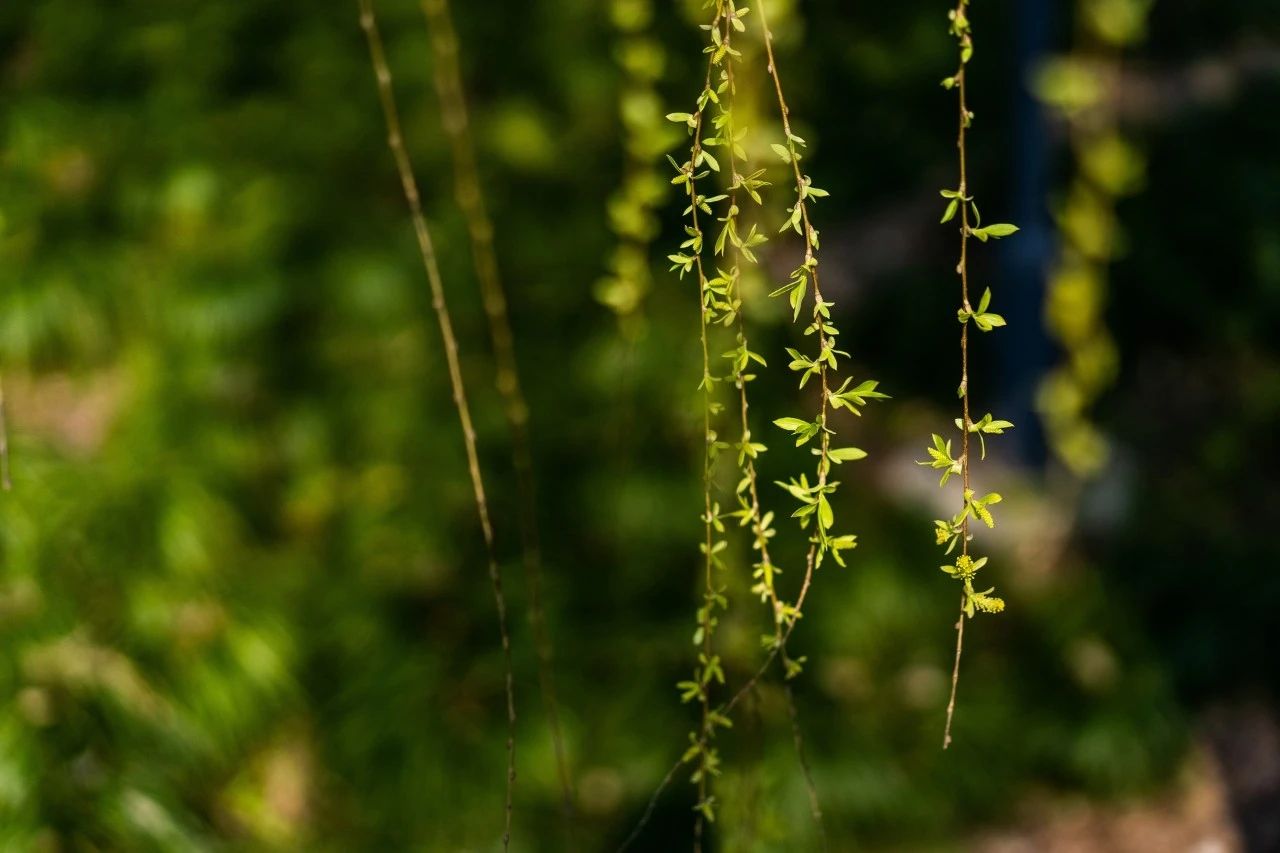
[1034,0,1153,476]
[419,0,575,825]
[596,0,676,341]
[358,3,517,848]
[920,0,1018,749]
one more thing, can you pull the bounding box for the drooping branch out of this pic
[419,0,575,826]
[921,0,1015,750]
[358,2,517,847]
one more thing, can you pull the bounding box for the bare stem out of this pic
[943,593,966,749]
[419,0,574,823]
[358,2,516,846]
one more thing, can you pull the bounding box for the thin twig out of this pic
[671,16,726,851]
[942,594,966,749]
[358,2,516,847]
[617,755,684,853]
[722,20,826,840]
[757,0,833,601]
[756,0,831,834]
[943,0,973,752]
[419,0,575,824]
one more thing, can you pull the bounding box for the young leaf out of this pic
[829,447,868,463]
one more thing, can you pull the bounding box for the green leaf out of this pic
[971,223,1019,242]
[772,417,808,431]
[829,447,867,463]
[817,494,834,530]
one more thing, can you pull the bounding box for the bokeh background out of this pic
[1,0,1278,849]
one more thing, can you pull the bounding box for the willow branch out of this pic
[358,2,516,846]
[943,0,972,752]
[723,14,825,838]
[419,0,574,821]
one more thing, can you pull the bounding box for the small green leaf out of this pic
[829,447,867,463]
[971,223,1019,241]
[817,494,834,530]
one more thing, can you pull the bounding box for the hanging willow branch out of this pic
[419,0,576,824]
[358,2,517,847]
[919,0,1017,750]
[661,6,730,841]
[626,1,886,847]
[695,3,828,843]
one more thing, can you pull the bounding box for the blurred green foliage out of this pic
[0,0,1275,849]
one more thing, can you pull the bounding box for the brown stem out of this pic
[943,0,973,751]
[942,594,966,749]
[419,0,575,824]
[358,2,516,847]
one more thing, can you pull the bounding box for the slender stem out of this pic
[617,757,683,853]
[419,0,575,822]
[723,18,826,839]
[723,6,780,658]
[681,19,723,851]
[943,0,973,750]
[943,593,966,749]
[758,0,832,586]
[755,1,833,834]
[358,3,516,847]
